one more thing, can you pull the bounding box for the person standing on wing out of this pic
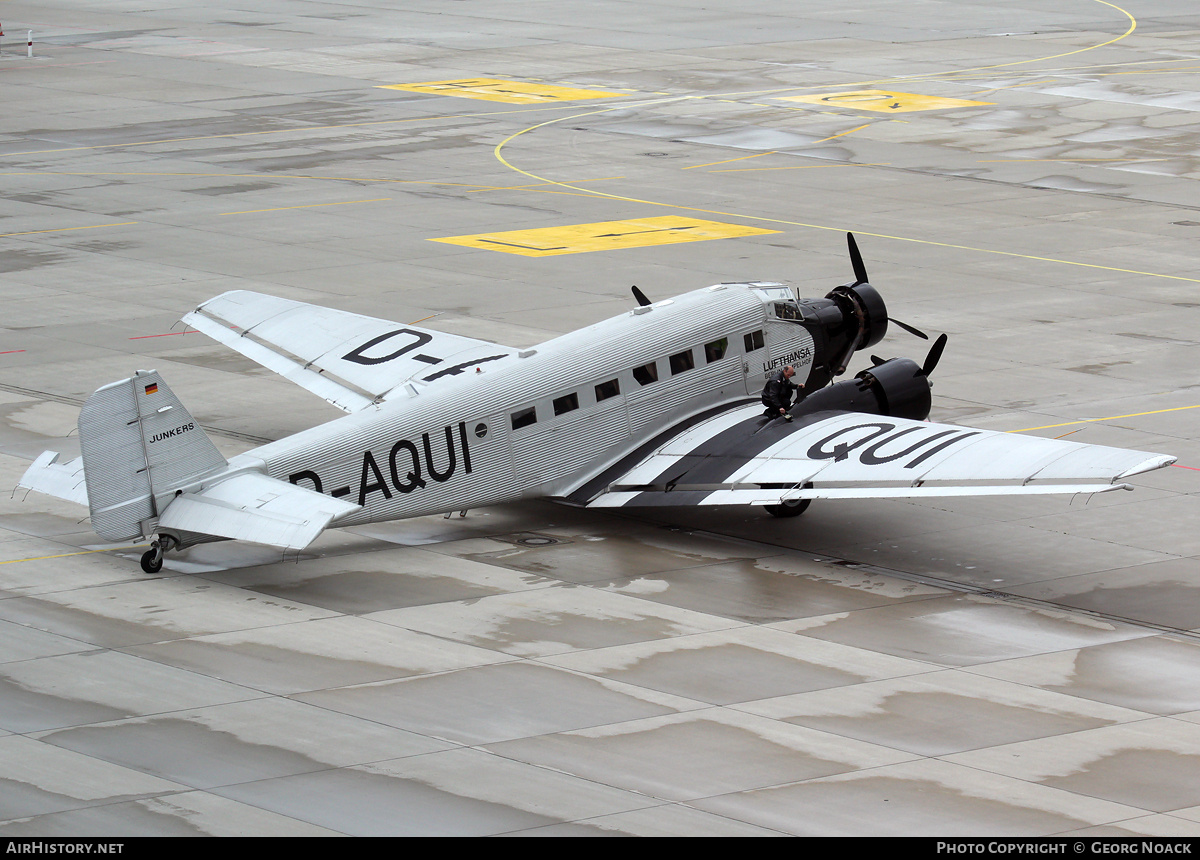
[761,365,803,421]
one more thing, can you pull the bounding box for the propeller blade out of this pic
[888,317,929,340]
[870,355,886,367]
[847,232,868,286]
[631,285,652,307]
[921,333,948,377]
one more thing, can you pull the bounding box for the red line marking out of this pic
[1171,464,1200,471]
[0,349,27,354]
[128,331,196,340]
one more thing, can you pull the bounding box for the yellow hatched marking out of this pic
[431,217,778,257]
[377,79,623,104]
[780,90,993,113]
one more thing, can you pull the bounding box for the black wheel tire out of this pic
[140,549,163,574]
[764,498,811,518]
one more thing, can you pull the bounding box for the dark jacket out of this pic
[761,370,798,412]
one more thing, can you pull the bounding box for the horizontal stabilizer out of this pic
[157,472,361,550]
[19,452,89,506]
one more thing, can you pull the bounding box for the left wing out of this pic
[184,291,517,412]
[583,406,1176,508]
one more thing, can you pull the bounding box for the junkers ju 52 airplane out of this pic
[20,235,1176,573]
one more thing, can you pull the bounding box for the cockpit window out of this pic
[774,302,803,321]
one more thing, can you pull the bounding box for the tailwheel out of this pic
[139,535,176,574]
[140,545,163,574]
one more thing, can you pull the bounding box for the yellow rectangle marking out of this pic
[431,217,779,257]
[378,78,623,104]
[780,90,993,112]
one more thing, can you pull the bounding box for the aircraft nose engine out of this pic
[805,234,926,379]
[828,280,888,351]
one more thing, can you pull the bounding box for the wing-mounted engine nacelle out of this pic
[852,357,931,421]
[793,355,932,422]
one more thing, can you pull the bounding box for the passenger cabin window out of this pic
[553,392,579,416]
[633,361,659,386]
[744,330,765,352]
[669,349,695,375]
[595,379,620,401]
[704,338,728,363]
[511,406,537,430]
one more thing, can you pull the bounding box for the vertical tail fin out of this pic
[79,370,227,542]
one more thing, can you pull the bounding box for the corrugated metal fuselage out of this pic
[231,283,816,527]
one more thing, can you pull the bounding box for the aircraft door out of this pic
[747,319,816,396]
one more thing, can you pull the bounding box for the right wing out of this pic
[581,406,1176,509]
[183,291,517,413]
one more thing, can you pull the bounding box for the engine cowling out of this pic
[829,282,889,351]
[794,281,891,389]
[793,356,932,422]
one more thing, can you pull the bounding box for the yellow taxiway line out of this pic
[1009,404,1200,434]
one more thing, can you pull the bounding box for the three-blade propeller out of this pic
[872,333,947,377]
[846,232,928,340]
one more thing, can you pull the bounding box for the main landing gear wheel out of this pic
[764,498,811,518]
[764,483,813,518]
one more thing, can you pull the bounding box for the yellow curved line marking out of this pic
[664,1,1138,99]
[491,104,1200,284]
[915,0,1136,78]
[0,6,1140,162]
[489,4,1191,282]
